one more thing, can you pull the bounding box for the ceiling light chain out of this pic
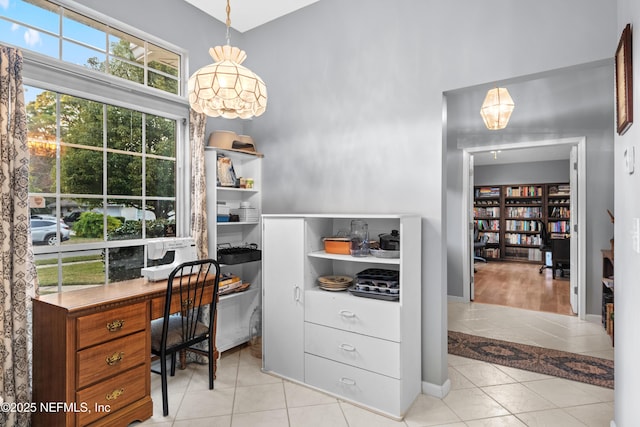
[188,0,267,119]
[225,0,231,45]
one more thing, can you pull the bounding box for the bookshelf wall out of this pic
[474,183,570,263]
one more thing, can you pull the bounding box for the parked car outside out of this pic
[30,219,71,245]
[31,214,65,223]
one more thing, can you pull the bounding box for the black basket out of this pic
[217,243,262,265]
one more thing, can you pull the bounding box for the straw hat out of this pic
[208,131,262,157]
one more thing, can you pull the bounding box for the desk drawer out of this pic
[304,322,400,378]
[305,290,400,341]
[77,302,147,349]
[76,363,147,426]
[305,354,401,417]
[77,331,147,389]
[151,285,216,320]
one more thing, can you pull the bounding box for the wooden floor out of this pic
[473,261,574,316]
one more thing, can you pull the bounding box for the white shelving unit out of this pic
[205,147,262,352]
[262,214,421,420]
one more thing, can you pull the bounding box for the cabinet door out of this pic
[262,217,305,381]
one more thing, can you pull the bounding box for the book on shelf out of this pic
[505,220,541,231]
[505,206,542,218]
[475,219,499,231]
[548,184,571,195]
[474,207,500,217]
[504,233,541,246]
[475,187,500,198]
[549,206,570,218]
[548,221,570,233]
[506,186,542,197]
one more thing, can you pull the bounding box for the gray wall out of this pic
[615,1,640,424]
[241,0,616,392]
[78,0,617,394]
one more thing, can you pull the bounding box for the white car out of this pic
[31,219,71,245]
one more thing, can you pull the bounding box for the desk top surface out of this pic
[34,277,167,311]
[34,274,216,312]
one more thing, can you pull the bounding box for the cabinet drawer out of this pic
[76,363,147,426]
[304,290,400,341]
[77,302,147,349]
[304,322,400,378]
[150,285,216,320]
[305,354,401,417]
[77,331,147,389]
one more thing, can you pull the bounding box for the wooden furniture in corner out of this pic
[32,275,219,426]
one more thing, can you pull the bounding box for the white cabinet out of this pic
[262,217,305,381]
[204,147,262,352]
[262,214,421,420]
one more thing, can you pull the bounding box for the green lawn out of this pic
[36,260,104,287]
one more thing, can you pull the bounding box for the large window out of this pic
[0,0,181,95]
[1,0,189,294]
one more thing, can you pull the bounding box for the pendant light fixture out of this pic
[480,87,514,130]
[188,0,267,119]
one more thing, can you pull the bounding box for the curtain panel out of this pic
[0,45,38,427]
[190,109,208,259]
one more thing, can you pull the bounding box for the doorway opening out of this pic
[462,137,587,320]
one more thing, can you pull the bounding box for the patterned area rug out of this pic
[448,331,614,389]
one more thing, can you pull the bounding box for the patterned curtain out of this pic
[0,46,38,427]
[187,108,211,365]
[189,108,208,258]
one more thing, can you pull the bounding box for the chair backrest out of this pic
[538,220,549,248]
[160,259,220,348]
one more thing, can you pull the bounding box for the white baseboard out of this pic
[610,421,616,427]
[447,295,466,303]
[422,378,451,399]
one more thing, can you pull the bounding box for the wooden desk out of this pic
[32,275,218,427]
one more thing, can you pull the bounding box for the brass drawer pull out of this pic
[106,319,125,332]
[105,388,124,401]
[105,351,124,366]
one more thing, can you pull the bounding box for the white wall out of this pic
[614,1,640,425]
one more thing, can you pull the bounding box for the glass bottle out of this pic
[350,219,369,257]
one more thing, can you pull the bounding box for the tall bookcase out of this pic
[474,183,570,263]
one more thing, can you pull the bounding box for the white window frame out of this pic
[8,0,192,290]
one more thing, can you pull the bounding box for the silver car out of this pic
[31,219,71,245]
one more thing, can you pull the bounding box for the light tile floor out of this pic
[134,302,614,427]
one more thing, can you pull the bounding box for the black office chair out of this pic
[538,221,553,274]
[473,225,490,264]
[150,259,221,416]
[551,237,571,279]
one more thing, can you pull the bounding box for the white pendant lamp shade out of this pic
[480,87,514,130]
[188,45,267,119]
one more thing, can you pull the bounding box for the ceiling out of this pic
[183,0,320,33]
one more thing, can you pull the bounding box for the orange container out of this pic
[323,237,351,255]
